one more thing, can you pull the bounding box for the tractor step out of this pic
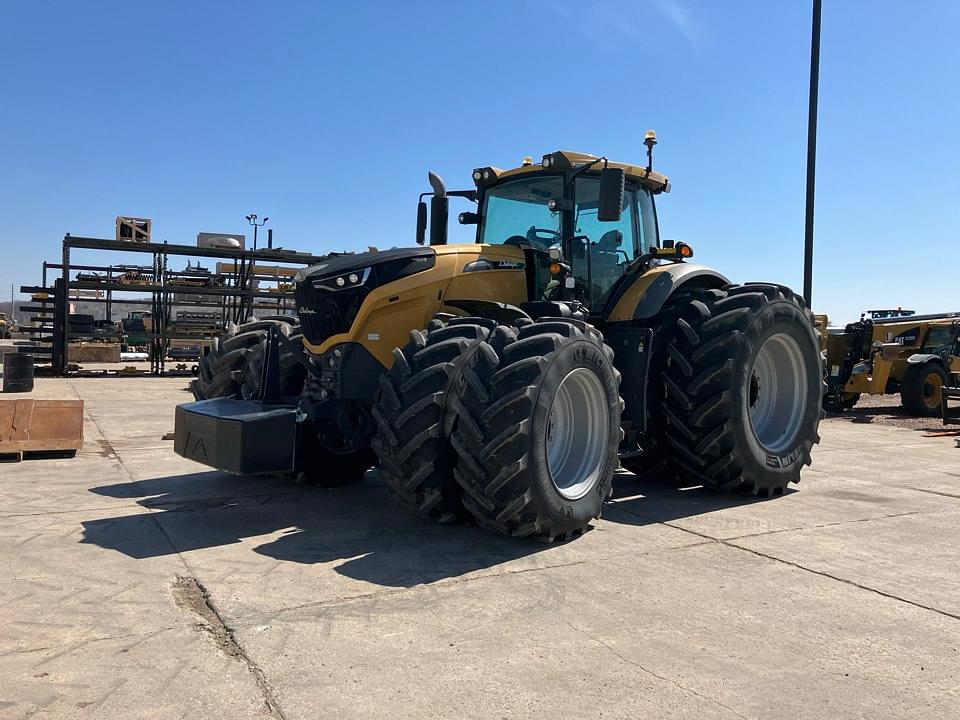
[174,398,298,475]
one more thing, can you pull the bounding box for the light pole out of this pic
[245,213,269,252]
[803,0,822,307]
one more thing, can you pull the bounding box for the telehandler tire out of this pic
[372,317,513,523]
[450,318,623,541]
[901,362,947,417]
[660,284,823,496]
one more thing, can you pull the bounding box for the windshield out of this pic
[480,176,562,250]
[479,173,650,308]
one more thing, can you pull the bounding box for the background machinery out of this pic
[823,311,960,415]
[176,139,824,541]
[0,312,15,339]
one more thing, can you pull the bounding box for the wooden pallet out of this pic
[0,449,78,463]
[0,400,84,458]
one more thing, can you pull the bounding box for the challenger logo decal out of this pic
[190,436,208,462]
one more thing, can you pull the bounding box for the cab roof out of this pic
[479,150,670,194]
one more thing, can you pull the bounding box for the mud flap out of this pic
[174,398,297,475]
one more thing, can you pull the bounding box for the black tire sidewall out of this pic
[527,338,620,527]
[904,363,947,416]
[729,301,822,484]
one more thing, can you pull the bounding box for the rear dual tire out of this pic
[651,283,823,496]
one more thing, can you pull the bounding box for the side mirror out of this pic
[597,167,625,222]
[458,211,479,225]
[430,195,449,245]
[416,201,427,245]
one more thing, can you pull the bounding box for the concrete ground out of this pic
[2,374,959,719]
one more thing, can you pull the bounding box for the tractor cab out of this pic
[417,139,691,317]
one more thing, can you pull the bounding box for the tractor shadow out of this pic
[80,468,772,588]
[80,470,546,587]
[602,470,779,528]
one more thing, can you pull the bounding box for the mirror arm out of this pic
[419,189,477,202]
[568,156,607,183]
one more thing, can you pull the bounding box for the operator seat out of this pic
[590,229,626,300]
[597,229,623,253]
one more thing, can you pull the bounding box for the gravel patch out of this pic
[826,393,958,432]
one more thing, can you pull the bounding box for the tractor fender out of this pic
[607,263,729,322]
[907,353,941,366]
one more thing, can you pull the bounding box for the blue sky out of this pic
[1,0,958,323]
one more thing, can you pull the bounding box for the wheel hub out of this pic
[545,368,609,500]
[747,333,810,454]
[924,374,944,408]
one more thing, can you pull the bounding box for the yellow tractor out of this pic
[823,310,960,415]
[177,138,824,541]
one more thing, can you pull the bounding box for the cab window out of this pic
[572,177,638,305]
[922,325,958,354]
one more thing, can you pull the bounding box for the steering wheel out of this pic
[503,235,528,247]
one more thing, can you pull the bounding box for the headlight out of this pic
[312,267,371,290]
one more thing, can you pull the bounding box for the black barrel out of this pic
[2,352,35,393]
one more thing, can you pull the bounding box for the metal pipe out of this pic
[803,0,822,307]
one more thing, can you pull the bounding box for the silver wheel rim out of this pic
[747,333,809,453]
[545,368,609,500]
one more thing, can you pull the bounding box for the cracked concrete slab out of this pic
[3,375,960,719]
[233,541,960,719]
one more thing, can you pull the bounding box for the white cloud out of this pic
[650,0,707,48]
[536,0,709,50]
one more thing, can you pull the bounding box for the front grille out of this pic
[294,282,370,346]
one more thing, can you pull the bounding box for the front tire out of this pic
[661,284,823,496]
[450,319,623,541]
[901,362,947,417]
[371,317,507,523]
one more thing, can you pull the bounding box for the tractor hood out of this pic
[293,247,439,350]
[296,247,436,286]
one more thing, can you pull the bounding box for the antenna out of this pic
[643,130,657,172]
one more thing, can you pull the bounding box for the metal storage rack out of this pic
[20,234,327,376]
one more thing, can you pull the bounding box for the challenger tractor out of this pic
[176,136,824,541]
